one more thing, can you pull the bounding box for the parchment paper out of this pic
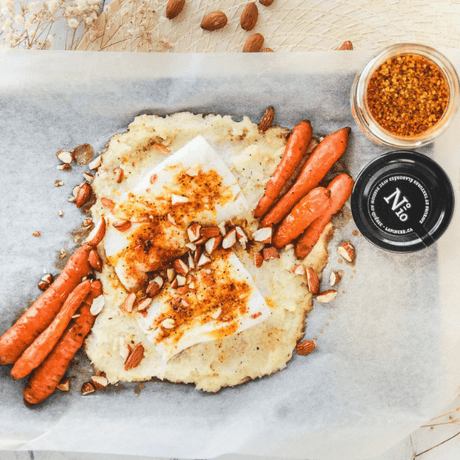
[1,50,460,460]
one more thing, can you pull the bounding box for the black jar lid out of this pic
[351,150,455,252]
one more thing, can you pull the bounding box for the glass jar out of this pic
[351,43,459,148]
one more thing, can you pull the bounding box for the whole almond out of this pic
[259,0,274,5]
[76,183,92,208]
[201,11,227,31]
[113,220,132,232]
[88,249,103,272]
[124,343,145,371]
[166,0,185,19]
[296,340,316,356]
[243,33,264,52]
[306,267,320,295]
[240,2,258,31]
[258,106,275,132]
[337,40,353,50]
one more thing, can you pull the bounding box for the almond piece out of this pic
[57,163,72,171]
[337,40,353,50]
[258,107,275,132]
[316,290,338,303]
[201,10,227,31]
[167,268,175,282]
[259,0,274,5]
[253,227,272,244]
[113,220,132,232]
[90,295,105,316]
[165,0,185,19]
[82,172,94,184]
[292,264,306,275]
[57,377,70,391]
[240,2,258,31]
[173,259,189,276]
[235,226,248,248]
[149,173,158,184]
[81,382,95,395]
[329,270,342,286]
[296,340,316,356]
[187,252,195,270]
[171,194,189,205]
[100,197,115,210]
[306,267,320,295]
[197,253,212,267]
[76,183,92,208]
[38,280,50,291]
[114,167,124,183]
[153,143,170,154]
[161,318,175,329]
[205,235,222,255]
[187,223,201,242]
[222,228,237,249]
[88,155,102,170]
[88,249,103,272]
[122,292,136,313]
[338,241,355,263]
[193,245,203,265]
[263,246,279,260]
[146,277,164,297]
[124,343,145,370]
[56,150,74,164]
[91,375,108,389]
[176,286,189,295]
[176,275,186,286]
[201,226,221,238]
[137,297,153,311]
[261,48,274,52]
[254,252,263,268]
[243,33,264,52]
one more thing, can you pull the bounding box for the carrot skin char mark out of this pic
[11,279,92,380]
[273,186,331,248]
[260,127,351,228]
[0,244,93,365]
[254,120,313,218]
[295,173,354,259]
[23,280,103,406]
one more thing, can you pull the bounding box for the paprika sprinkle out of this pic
[366,53,449,137]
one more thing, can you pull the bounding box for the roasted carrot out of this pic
[295,174,354,259]
[254,120,313,218]
[0,244,93,365]
[11,279,92,380]
[273,187,330,248]
[23,280,103,406]
[261,127,351,227]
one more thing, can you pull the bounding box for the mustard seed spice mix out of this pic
[366,53,449,137]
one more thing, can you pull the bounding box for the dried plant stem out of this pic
[413,430,460,458]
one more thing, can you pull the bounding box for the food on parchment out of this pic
[260,127,351,228]
[1,110,353,403]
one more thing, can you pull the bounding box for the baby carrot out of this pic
[261,127,351,228]
[11,279,92,380]
[295,174,354,259]
[273,187,330,248]
[254,120,313,218]
[23,280,103,406]
[0,244,93,365]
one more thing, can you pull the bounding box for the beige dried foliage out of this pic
[77,0,171,52]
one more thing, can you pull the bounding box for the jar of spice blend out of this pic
[351,44,459,148]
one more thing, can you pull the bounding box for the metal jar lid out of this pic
[351,150,455,252]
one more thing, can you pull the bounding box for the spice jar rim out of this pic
[351,43,459,148]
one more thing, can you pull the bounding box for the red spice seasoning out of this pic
[366,53,449,137]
